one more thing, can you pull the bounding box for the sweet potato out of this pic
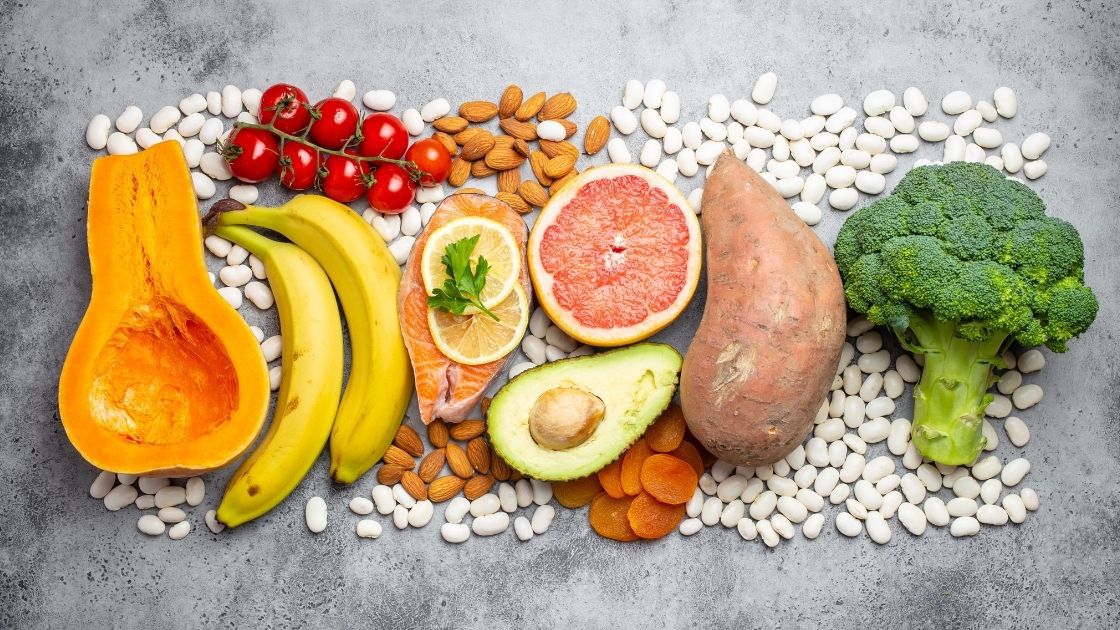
[680,153,846,466]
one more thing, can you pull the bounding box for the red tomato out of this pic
[320,154,370,203]
[404,138,451,186]
[277,141,320,191]
[258,83,311,134]
[357,113,409,160]
[367,164,416,213]
[224,127,280,183]
[309,98,360,150]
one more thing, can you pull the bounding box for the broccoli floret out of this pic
[834,162,1098,465]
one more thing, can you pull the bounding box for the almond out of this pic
[427,475,465,502]
[459,100,499,123]
[539,139,579,160]
[432,116,468,134]
[417,448,446,483]
[490,446,511,481]
[518,180,549,207]
[551,169,578,195]
[446,443,474,478]
[457,187,486,195]
[529,151,553,186]
[493,135,516,150]
[496,191,531,215]
[382,445,415,469]
[448,156,471,187]
[481,396,492,415]
[543,154,576,179]
[460,130,495,161]
[583,115,610,155]
[431,132,458,157]
[539,92,577,120]
[499,118,537,142]
[428,420,450,448]
[509,469,524,481]
[449,419,487,441]
[466,437,492,474]
[471,159,497,178]
[498,85,523,119]
[497,168,520,193]
[558,118,578,138]
[393,425,425,457]
[401,470,428,501]
[484,147,525,171]
[515,91,546,121]
[463,474,495,500]
[512,138,531,158]
[377,464,406,485]
[454,127,484,146]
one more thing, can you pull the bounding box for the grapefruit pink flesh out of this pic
[529,165,701,346]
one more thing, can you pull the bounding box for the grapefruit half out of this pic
[528,164,702,347]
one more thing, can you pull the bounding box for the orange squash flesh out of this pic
[58,141,270,476]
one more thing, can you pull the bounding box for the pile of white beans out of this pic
[87,471,219,539]
[605,75,1050,224]
[304,478,557,543]
[676,316,1044,546]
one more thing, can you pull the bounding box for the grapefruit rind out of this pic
[527,164,702,347]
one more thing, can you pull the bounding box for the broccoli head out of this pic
[834,162,1098,464]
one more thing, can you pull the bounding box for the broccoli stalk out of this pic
[903,313,1007,464]
[834,162,1098,466]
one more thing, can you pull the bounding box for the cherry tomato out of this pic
[367,164,416,213]
[223,127,280,183]
[277,141,320,191]
[320,154,370,203]
[404,138,452,186]
[258,83,311,134]
[357,113,409,160]
[309,98,360,150]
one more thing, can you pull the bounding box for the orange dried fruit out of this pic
[670,440,705,476]
[620,438,654,496]
[596,458,626,499]
[627,491,686,539]
[588,492,637,542]
[552,474,603,508]
[645,403,686,452]
[639,454,698,505]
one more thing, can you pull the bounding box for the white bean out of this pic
[839,453,865,483]
[1003,494,1027,523]
[115,105,143,133]
[103,484,139,511]
[813,467,840,496]
[980,478,1003,505]
[1023,160,1047,180]
[420,98,451,122]
[1021,132,1051,159]
[89,471,116,499]
[902,87,928,116]
[890,134,919,154]
[205,509,225,534]
[751,72,777,104]
[443,496,469,523]
[408,501,434,527]
[642,79,666,108]
[1001,458,1031,486]
[663,126,683,154]
[924,497,950,526]
[106,132,138,155]
[640,108,668,138]
[388,236,415,266]
[950,516,980,537]
[836,512,863,537]
[993,87,1017,118]
[639,138,661,167]
[1017,349,1045,373]
[305,496,327,533]
[701,496,724,525]
[356,519,383,539]
[441,522,471,543]
[472,512,510,536]
[362,90,396,111]
[918,120,951,142]
[185,477,204,506]
[606,137,631,163]
[85,114,113,150]
[260,335,282,362]
[349,497,374,516]
[679,518,703,536]
[841,149,871,169]
[829,188,859,211]
[792,202,821,226]
[1012,384,1043,409]
[947,497,978,517]
[863,90,895,116]
[863,116,895,138]
[199,117,224,145]
[138,514,166,536]
[770,514,795,540]
[402,108,423,135]
[536,120,565,142]
[1004,417,1030,447]
[825,107,858,133]
[720,499,746,527]
[392,483,415,509]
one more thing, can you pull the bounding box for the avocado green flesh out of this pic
[488,343,682,481]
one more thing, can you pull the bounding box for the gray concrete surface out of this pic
[2,0,1118,627]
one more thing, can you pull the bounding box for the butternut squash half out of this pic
[59,141,270,476]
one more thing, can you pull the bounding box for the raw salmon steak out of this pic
[398,193,530,424]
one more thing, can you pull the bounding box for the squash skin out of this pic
[680,154,847,467]
[58,141,269,476]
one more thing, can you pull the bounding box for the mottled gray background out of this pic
[2,0,1118,628]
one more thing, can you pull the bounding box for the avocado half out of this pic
[488,343,682,481]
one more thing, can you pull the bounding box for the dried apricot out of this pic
[645,404,686,452]
[589,492,637,542]
[639,454,699,505]
[670,440,705,476]
[597,458,626,499]
[553,474,602,508]
[620,438,654,496]
[627,491,686,539]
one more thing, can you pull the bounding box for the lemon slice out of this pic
[421,216,520,310]
[428,284,529,366]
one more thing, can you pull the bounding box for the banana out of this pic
[213,195,414,484]
[213,226,343,527]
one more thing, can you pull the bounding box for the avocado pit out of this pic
[528,387,605,450]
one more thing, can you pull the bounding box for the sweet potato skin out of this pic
[680,153,846,466]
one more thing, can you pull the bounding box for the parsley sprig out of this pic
[427,235,500,321]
